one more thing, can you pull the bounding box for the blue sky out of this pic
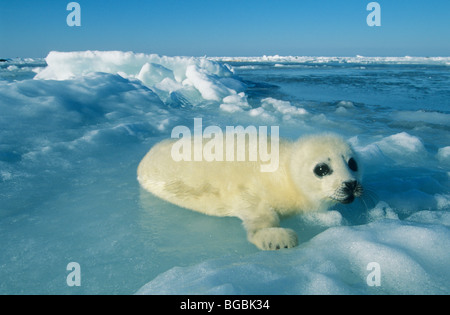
[1,0,449,58]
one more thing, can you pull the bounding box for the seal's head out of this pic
[290,134,363,210]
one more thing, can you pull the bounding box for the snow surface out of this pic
[136,219,450,295]
[0,51,449,294]
[211,55,450,66]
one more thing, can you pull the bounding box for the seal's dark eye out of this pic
[314,163,332,177]
[348,158,358,172]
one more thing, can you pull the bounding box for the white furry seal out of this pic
[137,133,363,250]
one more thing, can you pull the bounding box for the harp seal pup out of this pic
[137,133,363,250]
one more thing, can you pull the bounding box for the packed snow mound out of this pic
[34,51,246,106]
[355,132,428,166]
[136,218,450,295]
[33,51,313,119]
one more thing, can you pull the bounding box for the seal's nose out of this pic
[344,180,357,191]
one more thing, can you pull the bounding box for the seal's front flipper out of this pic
[248,227,298,250]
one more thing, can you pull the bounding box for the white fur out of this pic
[137,133,363,250]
